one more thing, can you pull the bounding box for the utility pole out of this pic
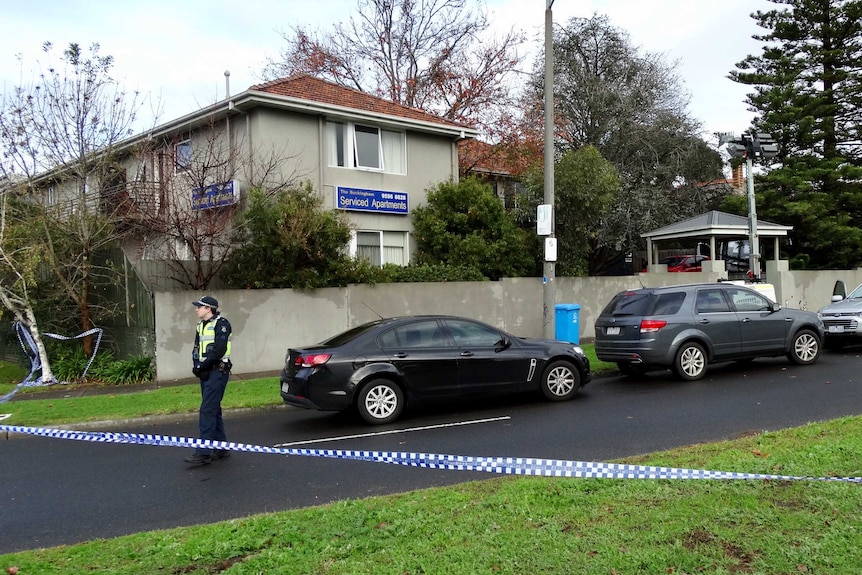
[542,0,556,339]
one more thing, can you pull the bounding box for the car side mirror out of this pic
[833,280,846,301]
[770,302,782,313]
[495,337,512,351]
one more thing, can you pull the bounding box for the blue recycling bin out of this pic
[555,304,581,344]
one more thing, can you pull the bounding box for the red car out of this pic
[663,255,710,272]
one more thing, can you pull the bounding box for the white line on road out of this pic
[273,416,511,447]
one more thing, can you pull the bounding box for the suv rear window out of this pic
[602,290,687,317]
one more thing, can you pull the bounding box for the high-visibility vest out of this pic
[197,316,231,360]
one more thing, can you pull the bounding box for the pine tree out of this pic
[729,0,862,269]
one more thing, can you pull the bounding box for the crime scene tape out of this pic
[0,324,104,404]
[2,424,860,483]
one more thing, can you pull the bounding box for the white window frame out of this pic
[327,121,406,175]
[351,230,409,267]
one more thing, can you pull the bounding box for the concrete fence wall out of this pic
[154,268,862,383]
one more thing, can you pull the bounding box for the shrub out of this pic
[380,263,487,282]
[51,348,116,383]
[96,354,154,385]
[48,348,153,385]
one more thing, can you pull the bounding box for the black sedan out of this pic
[280,315,591,424]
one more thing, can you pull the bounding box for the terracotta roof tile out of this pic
[251,74,470,129]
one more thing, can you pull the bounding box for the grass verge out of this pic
[2,416,860,574]
[0,377,281,426]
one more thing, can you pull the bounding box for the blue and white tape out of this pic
[1,324,104,404]
[2,424,860,483]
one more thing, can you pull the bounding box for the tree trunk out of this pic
[23,306,55,384]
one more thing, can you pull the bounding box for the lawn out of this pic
[2,417,860,574]
[3,349,859,574]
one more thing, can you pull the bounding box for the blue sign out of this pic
[336,187,408,214]
[193,180,238,210]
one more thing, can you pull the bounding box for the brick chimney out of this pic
[731,164,745,191]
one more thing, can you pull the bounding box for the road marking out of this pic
[273,416,511,447]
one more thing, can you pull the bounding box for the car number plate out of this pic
[828,325,845,333]
[606,326,621,335]
[281,381,290,393]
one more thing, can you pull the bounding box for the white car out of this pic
[817,281,862,349]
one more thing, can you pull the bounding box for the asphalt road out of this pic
[2,350,862,554]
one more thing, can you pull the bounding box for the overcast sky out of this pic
[0,0,770,139]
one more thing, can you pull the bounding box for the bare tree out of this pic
[263,0,525,140]
[125,115,308,290]
[0,42,148,360]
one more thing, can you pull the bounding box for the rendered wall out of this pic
[156,269,862,382]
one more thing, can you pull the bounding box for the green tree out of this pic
[523,15,725,269]
[412,178,534,280]
[520,146,621,276]
[729,0,862,269]
[222,185,380,289]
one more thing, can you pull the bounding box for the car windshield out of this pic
[664,257,685,267]
[603,291,652,316]
[319,320,385,346]
[847,283,862,299]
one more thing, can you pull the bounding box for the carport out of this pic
[641,210,792,274]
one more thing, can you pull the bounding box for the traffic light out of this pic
[716,130,778,161]
[725,142,748,158]
[753,132,778,158]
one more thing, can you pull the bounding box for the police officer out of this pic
[185,295,233,465]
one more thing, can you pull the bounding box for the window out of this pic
[728,288,771,312]
[175,140,192,172]
[135,161,147,182]
[47,186,55,207]
[327,121,405,174]
[651,292,685,315]
[354,125,380,169]
[444,319,504,347]
[696,289,731,314]
[353,230,408,266]
[173,237,191,260]
[378,320,448,349]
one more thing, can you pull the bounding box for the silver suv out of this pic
[817,281,862,349]
[594,282,825,381]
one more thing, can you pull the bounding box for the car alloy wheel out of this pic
[540,360,580,401]
[674,342,707,381]
[788,329,820,365]
[356,379,404,424]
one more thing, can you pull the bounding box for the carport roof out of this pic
[641,210,792,242]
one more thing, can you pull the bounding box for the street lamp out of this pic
[718,131,778,280]
[542,0,556,338]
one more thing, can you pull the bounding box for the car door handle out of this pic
[394,352,408,358]
[460,351,474,357]
[742,318,752,323]
[698,319,710,324]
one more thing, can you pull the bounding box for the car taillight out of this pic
[295,353,331,368]
[640,319,667,333]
